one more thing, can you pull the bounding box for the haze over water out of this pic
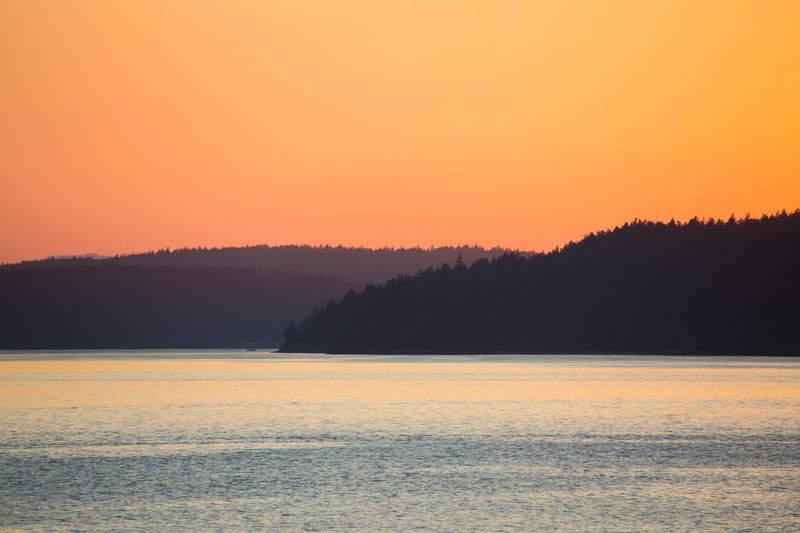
[1,352,798,531]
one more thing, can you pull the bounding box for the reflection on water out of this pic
[1,352,799,531]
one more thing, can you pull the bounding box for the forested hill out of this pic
[4,245,515,285]
[280,211,800,355]
[1,265,357,349]
[0,245,519,349]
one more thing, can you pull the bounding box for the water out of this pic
[1,352,798,531]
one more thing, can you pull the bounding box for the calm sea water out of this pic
[1,352,798,532]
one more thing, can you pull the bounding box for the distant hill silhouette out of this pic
[3,245,517,285]
[280,211,800,355]
[0,265,357,349]
[0,245,518,349]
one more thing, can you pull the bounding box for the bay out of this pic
[1,352,798,531]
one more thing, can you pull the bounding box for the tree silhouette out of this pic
[280,210,800,355]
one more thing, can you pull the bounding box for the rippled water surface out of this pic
[1,352,799,531]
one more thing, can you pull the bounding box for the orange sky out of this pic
[2,1,799,263]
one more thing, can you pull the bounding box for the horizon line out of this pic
[6,209,797,267]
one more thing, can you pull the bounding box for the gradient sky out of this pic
[2,1,798,263]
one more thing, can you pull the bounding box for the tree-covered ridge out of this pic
[0,244,523,349]
[280,211,800,355]
[3,245,519,285]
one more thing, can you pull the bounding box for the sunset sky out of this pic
[2,0,798,263]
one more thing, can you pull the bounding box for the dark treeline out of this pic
[0,245,519,349]
[1,265,357,348]
[281,211,800,355]
[4,245,517,285]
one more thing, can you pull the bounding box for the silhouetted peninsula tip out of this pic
[280,211,800,355]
